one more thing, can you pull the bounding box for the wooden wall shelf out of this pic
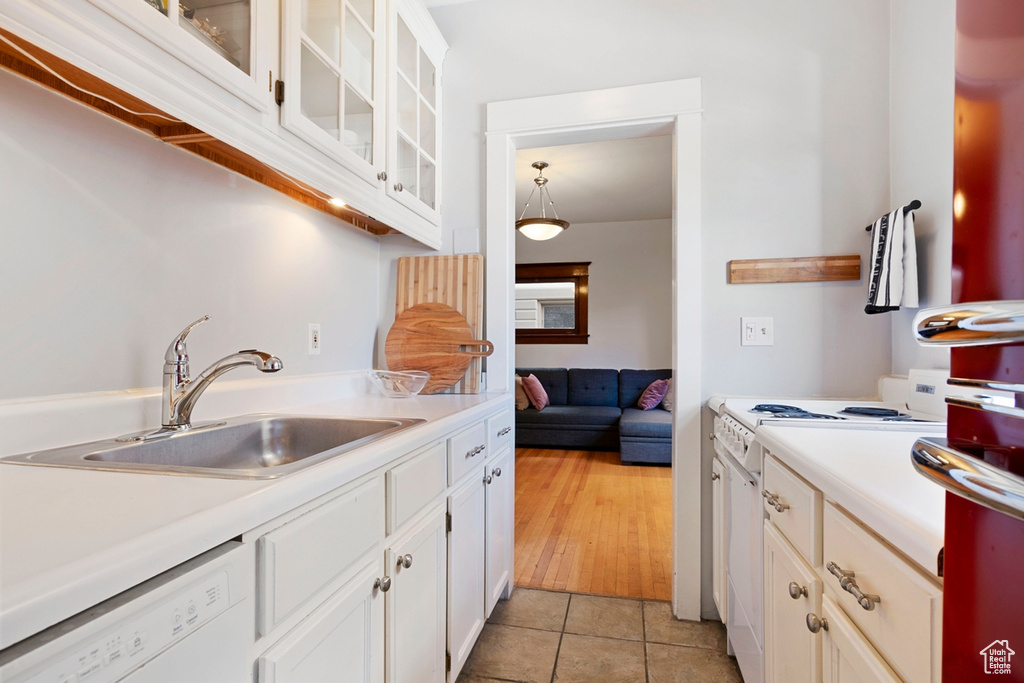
[728,255,861,284]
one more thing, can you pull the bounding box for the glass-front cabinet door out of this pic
[88,0,272,112]
[387,0,442,224]
[280,0,386,184]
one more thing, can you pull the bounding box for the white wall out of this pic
[430,0,894,400]
[0,70,382,402]
[514,219,672,370]
[889,0,956,374]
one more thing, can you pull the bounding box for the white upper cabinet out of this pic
[280,0,386,185]
[386,0,443,224]
[0,0,447,247]
[85,0,276,113]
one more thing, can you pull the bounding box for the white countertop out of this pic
[0,391,511,650]
[755,425,945,579]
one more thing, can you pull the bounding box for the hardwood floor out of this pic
[514,447,673,601]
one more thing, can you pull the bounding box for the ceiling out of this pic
[515,136,673,226]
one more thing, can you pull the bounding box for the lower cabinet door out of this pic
[448,472,486,681]
[763,521,821,683]
[485,448,513,616]
[711,455,728,623]
[387,505,447,683]
[821,596,900,683]
[258,558,385,683]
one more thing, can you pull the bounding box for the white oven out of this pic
[708,368,959,683]
[0,541,253,683]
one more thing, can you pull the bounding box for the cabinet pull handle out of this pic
[711,472,720,481]
[805,613,829,633]
[466,444,485,458]
[498,426,511,437]
[394,182,404,192]
[374,576,392,592]
[826,561,880,611]
[788,582,808,599]
[378,171,388,181]
[398,554,413,569]
[762,489,788,512]
[493,467,502,478]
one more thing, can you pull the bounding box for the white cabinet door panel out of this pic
[258,558,384,683]
[485,448,513,616]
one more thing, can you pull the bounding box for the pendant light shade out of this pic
[516,161,569,240]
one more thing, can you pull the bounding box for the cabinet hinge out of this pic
[446,512,452,533]
[446,651,451,672]
[275,79,285,106]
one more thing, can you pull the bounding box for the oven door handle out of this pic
[912,437,1024,522]
[914,300,1024,346]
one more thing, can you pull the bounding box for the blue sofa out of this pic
[515,367,672,465]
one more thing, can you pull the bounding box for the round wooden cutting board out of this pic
[385,303,494,394]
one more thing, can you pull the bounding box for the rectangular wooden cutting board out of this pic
[395,254,484,393]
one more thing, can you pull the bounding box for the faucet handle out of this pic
[165,315,210,366]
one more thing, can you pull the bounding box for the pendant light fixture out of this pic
[516,161,570,240]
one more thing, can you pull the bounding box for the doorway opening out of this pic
[511,136,674,601]
[485,79,703,619]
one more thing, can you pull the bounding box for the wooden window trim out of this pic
[515,262,590,344]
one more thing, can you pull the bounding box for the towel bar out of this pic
[864,199,921,231]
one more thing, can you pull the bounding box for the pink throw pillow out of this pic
[521,374,550,411]
[638,379,670,410]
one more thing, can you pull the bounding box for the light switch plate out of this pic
[741,317,774,346]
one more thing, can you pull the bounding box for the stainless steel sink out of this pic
[0,414,425,479]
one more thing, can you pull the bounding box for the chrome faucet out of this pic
[161,315,283,431]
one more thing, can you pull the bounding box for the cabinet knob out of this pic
[484,474,493,485]
[805,613,829,633]
[374,576,392,593]
[378,171,388,181]
[398,553,413,569]
[788,582,808,599]
[493,467,502,478]
[711,472,720,481]
[394,182,404,192]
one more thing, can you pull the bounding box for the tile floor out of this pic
[457,588,743,683]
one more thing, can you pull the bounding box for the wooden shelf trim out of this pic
[0,27,398,238]
[728,255,861,284]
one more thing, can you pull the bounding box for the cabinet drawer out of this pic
[763,454,821,566]
[258,476,385,636]
[448,421,488,484]
[387,441,446,533]
[487,409,513,454]
[822,503,941,683]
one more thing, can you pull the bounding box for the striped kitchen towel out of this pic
[865,205,919,314]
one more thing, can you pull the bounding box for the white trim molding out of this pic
[484,78,703,620]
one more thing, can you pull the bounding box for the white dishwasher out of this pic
[0,541,253,683]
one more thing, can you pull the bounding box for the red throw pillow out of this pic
[638,379,670,410]
[521,374,550,411]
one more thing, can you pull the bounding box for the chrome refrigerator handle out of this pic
[914,300,1024,346]
[911,437,1024,522]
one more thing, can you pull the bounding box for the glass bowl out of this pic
[368,370,431,397]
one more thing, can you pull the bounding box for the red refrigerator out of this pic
[912,0,1024,680]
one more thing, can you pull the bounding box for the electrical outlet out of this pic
[741,317,774,346]
[308,323,321,355]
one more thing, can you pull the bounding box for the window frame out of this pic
[515,261,590,344]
